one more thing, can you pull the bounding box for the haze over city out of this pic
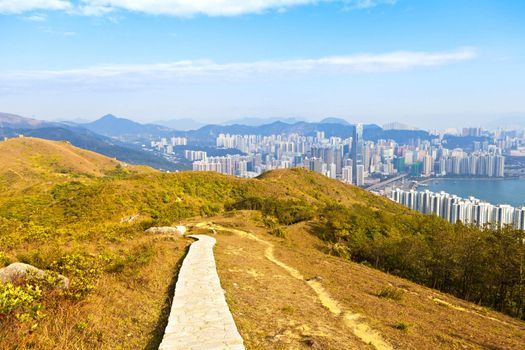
[1,0,525,128]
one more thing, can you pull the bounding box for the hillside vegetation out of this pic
[0,137,524,349]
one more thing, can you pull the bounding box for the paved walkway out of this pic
[159,235,245,350]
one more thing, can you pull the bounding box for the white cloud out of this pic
[38,26,77,36]
[0,48,477,91]
[1,0,396,16]
[351,0,396,9]
[0,0,71,14]
[24,13,48,21]
[78,0,318,16]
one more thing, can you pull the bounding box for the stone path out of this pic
[159,235,245,350]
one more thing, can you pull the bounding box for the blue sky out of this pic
[1,0,524,128]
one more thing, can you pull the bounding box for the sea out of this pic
[418,178,525,207]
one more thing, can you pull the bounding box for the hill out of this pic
[222,116,304,126]
[0,112,53,129]
[0,137,149,193]
[192,215,525,349]
[176,121,429,146]
[0,124,186,171]
[319,117,351,125]
[81,114,173,141]
[0,137,123,175]
[0,140,523,349]
[152,118,204,131]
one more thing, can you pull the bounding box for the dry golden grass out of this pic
[2,138,523,349]
[0,137,119,175]
[0,137,152,193]
[187,212,525,350]
[0,234,191,350]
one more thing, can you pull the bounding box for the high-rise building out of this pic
[356,164,365,187]
[352,123,364,185]
[342,165,353,184]
[422,155,433,176]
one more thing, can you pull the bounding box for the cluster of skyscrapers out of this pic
[150,136,187,155]
[192,154,256,177]
[391,188,525,230]
[207,125,368,185]
[206,125,509,183]
[146,123,520,188]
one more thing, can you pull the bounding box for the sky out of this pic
[1,0,525,129]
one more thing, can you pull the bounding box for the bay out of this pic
[418,178,525,207]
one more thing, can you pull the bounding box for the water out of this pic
[419,178,525,207]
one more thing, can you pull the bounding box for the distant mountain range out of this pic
[152,118,204,131]
[4,111,485,167]
[173,120,431,146]
[1,112,435,149]
[319,117,352,125]
[0,113,183,171]
[222,117,305,126]
[0,112,55,129]
[80,114,173,142]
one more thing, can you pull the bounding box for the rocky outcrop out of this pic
[145,226,186,235]
[120,214,140,223]
[0,262,69,288]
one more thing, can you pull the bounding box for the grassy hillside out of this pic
[0,137,524,349]
[0,137,150,193]
[196,214,525,349]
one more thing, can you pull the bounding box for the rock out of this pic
[306,275,323,282]
[0,262,69,289]
[120,214,140,223]
[145,226,186,235]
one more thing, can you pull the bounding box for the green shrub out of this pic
[0,283,43,322]
[393,321,411,332]
[105,244,155,274]
[270,227,286,238]
[51,254,101,300]
[325,242,351,260]
[262,216,279,229]
[377,286,404,301]
[0,252,12,267]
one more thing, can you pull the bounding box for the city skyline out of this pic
[1,1,525,127]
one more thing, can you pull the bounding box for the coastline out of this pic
[415,177,525,207]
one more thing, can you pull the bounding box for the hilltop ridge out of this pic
[0,139,523,349]
[0,137,149,192]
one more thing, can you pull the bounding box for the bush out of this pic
[325,242,351,260]
[377,286,404,301]
[262,216,279,229]
[270,227,286,238]
[0,283,43,322]
[393,321,411,332]
[0,252,12,267]
[51,254,101,300]
[104,243,155,274]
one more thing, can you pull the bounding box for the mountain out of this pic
[0,124,186,171]
[319,117,351,125]
[152,118,204,131]
[81,114,173,141]
[0,112,53,129]
[176,121,427,146]
[222,116,304,126]
[0,137,148,193]
[1,140,524,349]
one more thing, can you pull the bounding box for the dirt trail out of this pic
[428,296,515,327]
[196,222,394,350]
